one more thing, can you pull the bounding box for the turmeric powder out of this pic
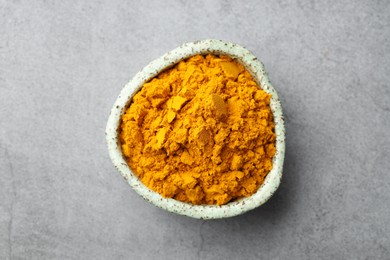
[119,54,276,205]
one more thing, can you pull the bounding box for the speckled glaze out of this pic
[106,39,285,219]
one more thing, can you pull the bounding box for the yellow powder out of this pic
[119,54,276,205]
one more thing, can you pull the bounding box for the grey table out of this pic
[1,1,389,259]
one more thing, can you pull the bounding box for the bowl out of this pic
[106,39,285,219]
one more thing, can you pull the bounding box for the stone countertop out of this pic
[1,1,389,259]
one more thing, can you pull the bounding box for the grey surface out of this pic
[1,0,389,259]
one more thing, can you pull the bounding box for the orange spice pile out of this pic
[119,54,276,205]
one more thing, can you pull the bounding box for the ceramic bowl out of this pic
[106,39,285,219]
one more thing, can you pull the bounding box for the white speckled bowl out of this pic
[106,39,285,219]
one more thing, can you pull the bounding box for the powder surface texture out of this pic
[120,54,276,205]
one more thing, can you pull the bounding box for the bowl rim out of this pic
[105,39,285,219]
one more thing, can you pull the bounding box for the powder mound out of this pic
[120,54,276,205]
